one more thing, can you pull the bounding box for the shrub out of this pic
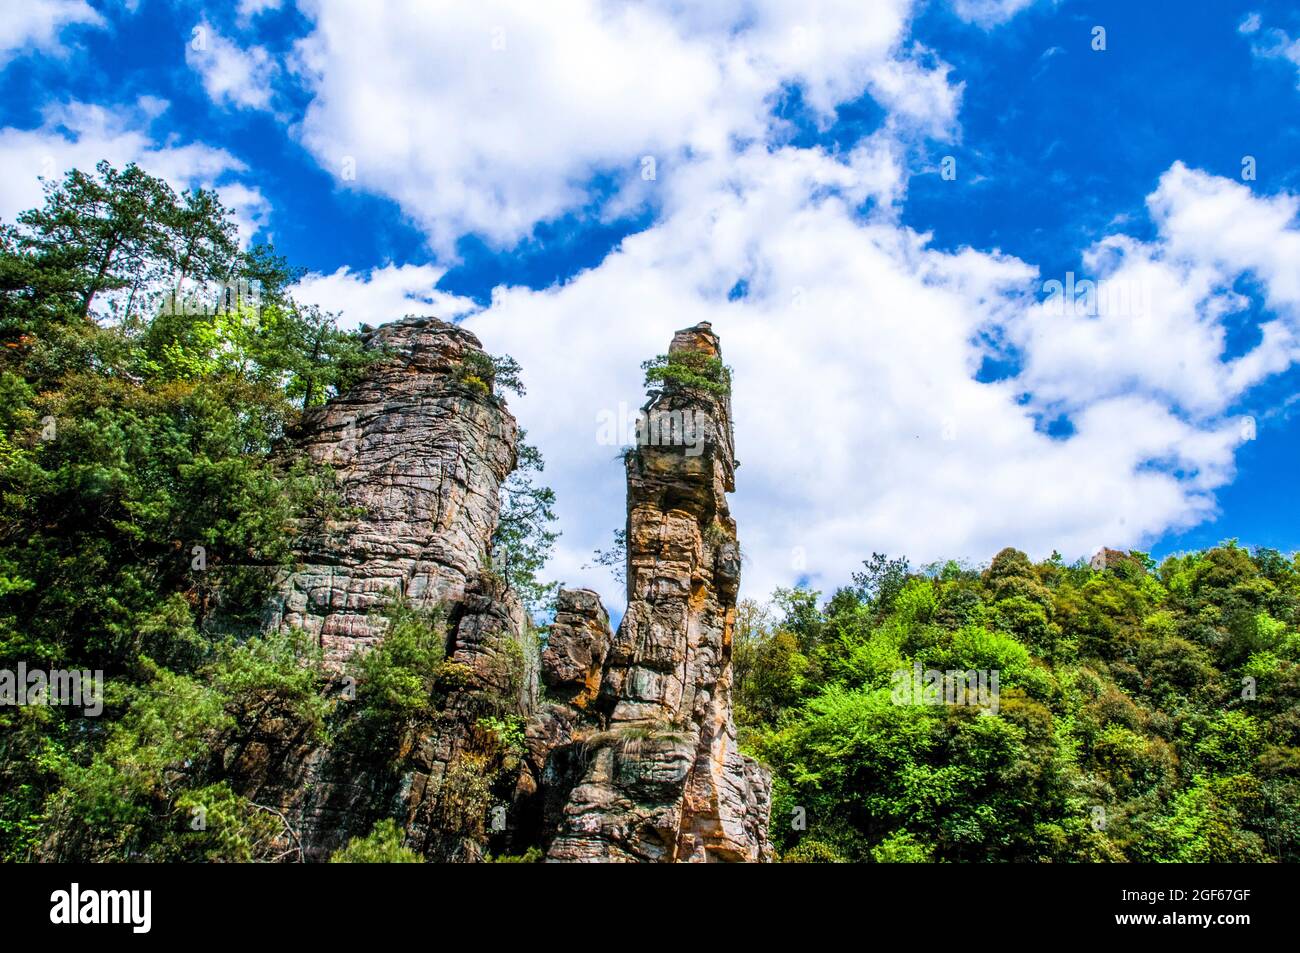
[783,839,844,863]
[351,602,447,724]
[329,819,423,863]
[641,350,731,396]
[871,831,932,863]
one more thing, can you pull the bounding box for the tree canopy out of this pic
[736,544,1300,862]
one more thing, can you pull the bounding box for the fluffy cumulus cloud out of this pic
[288,0,947,253]
[266,0,1300,606]
[184,19,278,111]
[0,98,270,241]
[463,144,1296,605]
[0,0,103,67]
[186,19,278,111]
[292,263,478,327]
[1010,164,1300,417]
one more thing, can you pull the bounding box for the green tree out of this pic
[491,434,559,616]
[0,162,371,861]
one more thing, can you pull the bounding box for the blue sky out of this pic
[3,0,1300,602]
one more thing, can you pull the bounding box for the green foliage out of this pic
[11,160,237,325]
[641,350,731,396]
[0,162,371,861]
[852,552,912,615]
[487,846,542,863]
[170,784,286,862]
[39,632,330,861]
[871,830,933,863]
[477,714,526,757]
[734,606,816,728]
[782,839,845,863]
[491,433,559,616]
[351,602,448,726]
[209,629,330,736]
[742,545,1300,863]
[329,819,423,863]
[488,353,525,397]
[0,161,367,676]
[454,349,525,400]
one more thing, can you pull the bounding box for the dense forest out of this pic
[734,548,1300,861]
[1,163,1296,862]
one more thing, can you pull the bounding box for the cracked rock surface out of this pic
[265,316,518,665]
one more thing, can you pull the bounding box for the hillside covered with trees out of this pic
[734,546,1300,862]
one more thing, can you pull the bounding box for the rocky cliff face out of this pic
[264,316,769,862]
[256,317,537,860]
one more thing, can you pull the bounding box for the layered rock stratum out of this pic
[265,317,519,665]
[252,317,537,860]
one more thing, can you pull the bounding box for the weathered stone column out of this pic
[546,322,771,862]
[260,316,538,859]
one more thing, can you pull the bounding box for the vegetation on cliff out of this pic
[641,349,731,397]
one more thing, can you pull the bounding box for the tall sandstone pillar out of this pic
[264,316,521,665]
[260,317,536,859]
[546,322,771,862]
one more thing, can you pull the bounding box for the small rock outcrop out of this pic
[541,322,772,862]
[540,588,610,710]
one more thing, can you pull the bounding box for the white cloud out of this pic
[1148,162,1300,310]
[237,0,284,22]
[460,146,1295,606]
[0,99,270,243]
[292,263,478,327]
[289,0,945,254]
[1010,163,1300,416]
[950,0,1040,28]
[1242,16,1300,86]
[186,19,277,111]
[865,46,963,137]
[0,0,103,67]
[213,180,273,245]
